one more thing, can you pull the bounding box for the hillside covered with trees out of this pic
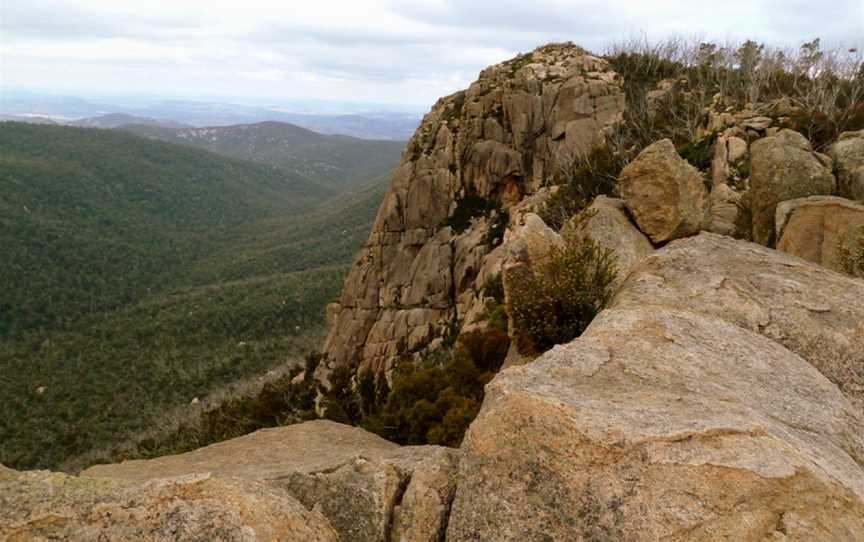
[0,122,396,470]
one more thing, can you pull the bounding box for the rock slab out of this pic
[446,233,864,541]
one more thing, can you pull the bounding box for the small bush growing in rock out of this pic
[541,145,621,230]
[361,329,510,447]
[508,239,617,355]
[445,194,500,234]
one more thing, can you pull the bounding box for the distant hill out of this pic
[0,121,394,470]
[70,113,190,129]
[0,114,57,125]
[1,91,421,140]
[122,121,404,187]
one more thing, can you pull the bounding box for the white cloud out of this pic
[1,0,861,109]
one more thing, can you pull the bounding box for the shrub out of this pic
[445,194,500,234]
[508,239,617,355]
[541,145,621,231]
[321,364,362,425]
[360,329,510,447]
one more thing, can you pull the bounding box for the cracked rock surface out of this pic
[446,233,864,541]
[80,420,459,542]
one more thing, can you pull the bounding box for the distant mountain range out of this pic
[0,91,421,140]
[69,113,190,129]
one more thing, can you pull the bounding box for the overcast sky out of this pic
[2,0,862,110]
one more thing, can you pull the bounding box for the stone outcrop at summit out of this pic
[322,43,626,373]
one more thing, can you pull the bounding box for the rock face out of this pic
[749,129,836,245]
[83,421,459,542]
[618,139,707,243]
[0,470,339,542]
[322,43,625,373]
[776,196,864,276]
[446,234,864,541]
[830,129,864,201]
[561,196,654,287]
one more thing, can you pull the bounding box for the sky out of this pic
[2,0,862,110]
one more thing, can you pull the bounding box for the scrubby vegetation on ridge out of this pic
[606,37,863,152]
[542,38,863,231]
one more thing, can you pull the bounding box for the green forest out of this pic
[0,122,396,470]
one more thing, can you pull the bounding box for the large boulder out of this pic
[618,139,708,243]
[0,470,339,542]
[562,196,654,287]
[749,129,836,245]
[446,234,864,541]
[776,196,864,276]
[84,420,459,542]
[830,129,864,201]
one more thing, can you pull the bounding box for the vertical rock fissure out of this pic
[447,237,460,338]
[436,479,459,542]
[385,469,412,542]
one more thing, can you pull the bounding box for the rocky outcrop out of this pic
[749,129,836,245]
[322,43,625,374]
[446,233,864,541]
[83,421,459,542]
[618,139,707,243]
[830,129,864,200]
[776,196,864,276]
[561,196,654,287]
[1,470,339,542]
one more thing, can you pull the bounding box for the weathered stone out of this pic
[749,129,836,245]
[277,447,458,542]
[561,196,654,287]
[706,183,741,236]
[776,196,864,276]
[727,135,748,163]
[322,42,625,373]
[830,129,864,200]
[83,421,459,542]
[613,233,864,413]
[0,463,17,481]
[503,212,564,267]
[447,233,864,541]
[618,139,708,243]
[740,114,773,131]
[1,471,339,542]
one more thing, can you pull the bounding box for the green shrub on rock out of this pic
[508,239,617,355]
[361,329,510,447]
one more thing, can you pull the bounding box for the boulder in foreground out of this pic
[446,233,864,541]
